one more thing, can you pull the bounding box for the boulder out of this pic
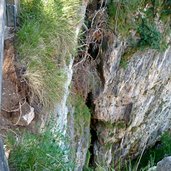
[157,156,171,171]
[148,166,157,171]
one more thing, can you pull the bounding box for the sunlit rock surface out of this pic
[93,41,171,167]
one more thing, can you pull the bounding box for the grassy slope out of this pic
[7,128,74,170]
[6,1,83,170]
[17,0,80,108]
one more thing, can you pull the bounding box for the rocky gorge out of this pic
[0,0,171,170]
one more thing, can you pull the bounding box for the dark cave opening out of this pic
[86,92,94,109]
[89,119,98,167]
[86,92,98,167]
[88,43,99,60]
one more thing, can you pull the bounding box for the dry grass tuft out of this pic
[17,0,80,109]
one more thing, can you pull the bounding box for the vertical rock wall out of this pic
[93,43,171,167]
[0,0,5,107]
[72,1,171,168]
[54,1,90,170]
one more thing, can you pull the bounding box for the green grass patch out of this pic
[17,0,80,108]
[84,150,92,171]
[137,132,171,169]
[107,0,144,37]
[7,129,74,170]
[120,46,138,69]
[122,132,171,171]
[73,95,91,130]
[108,0,170,56]
[107,0,170,36]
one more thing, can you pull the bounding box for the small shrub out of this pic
[120,57,128,69]
[137,20,161,50]
[120,39,138,69]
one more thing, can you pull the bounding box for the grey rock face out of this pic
[157,157,171,171]
[148,166,157,171]
[54,1,89,171]
[6,0,19,28]
[0,0,5,107]
[68,105,91,171]
[60,0,171,169]
[93,39,171,166]
[0,138,9,171]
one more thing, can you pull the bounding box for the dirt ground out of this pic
[0,38,40,138]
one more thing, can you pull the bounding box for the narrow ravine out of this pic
[1,1,171,171]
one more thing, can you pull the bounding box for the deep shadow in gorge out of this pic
[86,92,98,167]
[89,120,98,167]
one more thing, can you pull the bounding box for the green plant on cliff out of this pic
[84,132,171,171]
[74,95,91,138]
[137,132,171,169]
[107,0,171,37]
[137,19,161,50]
[69,94,91,163]
[108,0,170,68]
[107,0,142,37]
[7,129,74,170]
[17,0,80,108]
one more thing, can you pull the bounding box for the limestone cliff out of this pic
[71,0,171,169]
[93,43,171,168]
[1,0,171,170]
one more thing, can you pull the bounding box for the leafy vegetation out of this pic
[137,19,161,50]
[17,0,80,108]
[138,132,171,170]
[72,95,91,136]
[83,131,171,171]
[69,94,91,162]
[7,129,74,171]
[107,0,142,37]
[123,132,171,170]
[107,0,171,37]
[108,0,171,68]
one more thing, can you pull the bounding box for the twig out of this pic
[135,136,149,171]
[13,99,26,126]
[73,56,87,68]
[1,107,20,113]
[91,8,106,28]
[73,53,92,68]
[82,23,89,31]
[0,127,18,137]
